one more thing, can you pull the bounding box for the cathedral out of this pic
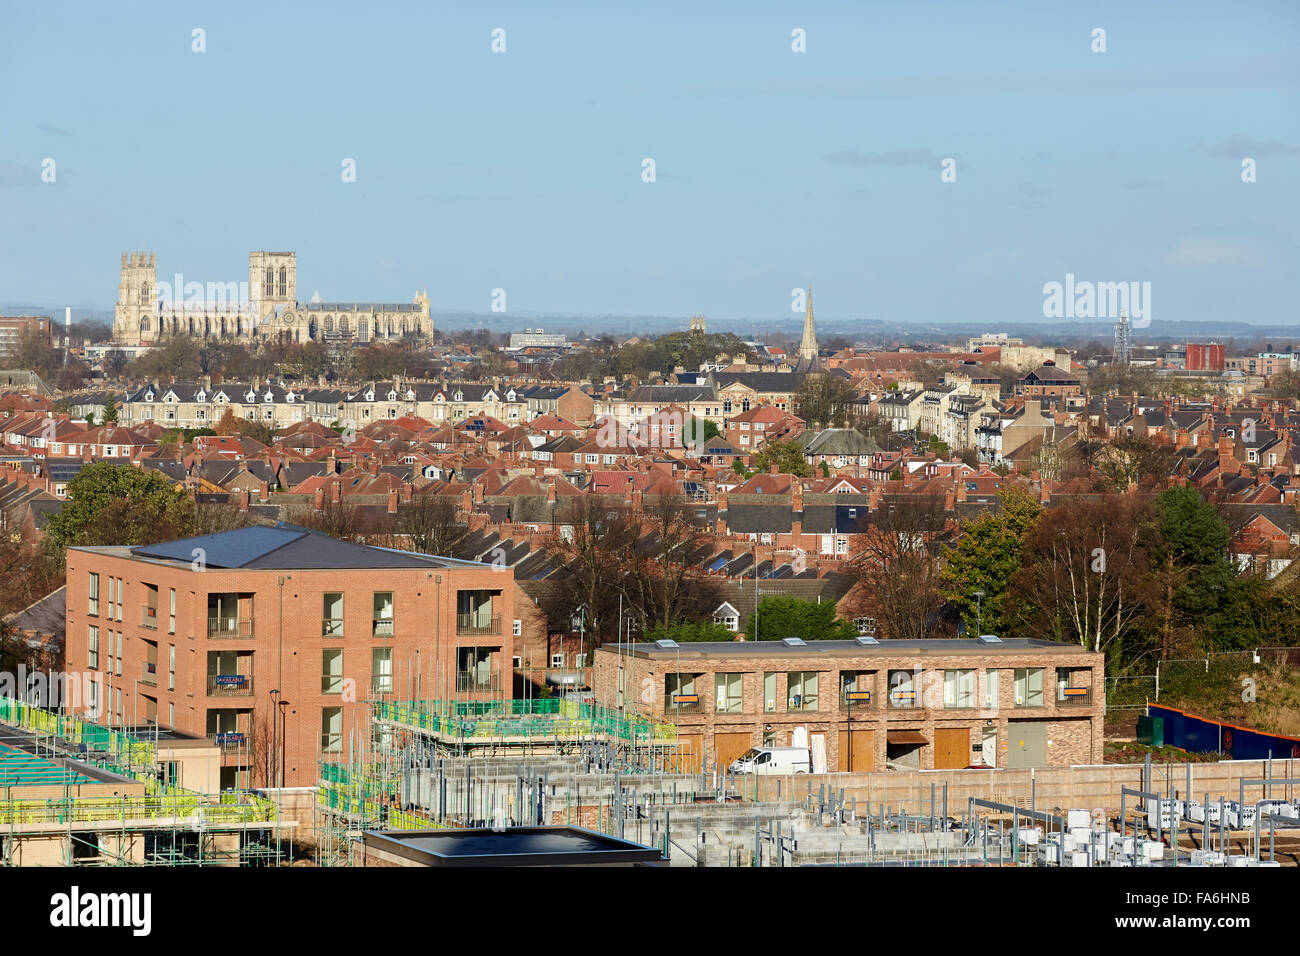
[111,250,433,347]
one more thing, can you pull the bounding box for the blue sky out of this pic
[1,0,1297,328]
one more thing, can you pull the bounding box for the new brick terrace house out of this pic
[593,637,1104,774]
[63,525,517,789]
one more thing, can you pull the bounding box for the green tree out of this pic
[1146,485,1236,656]
[939,487,1042,636]
[99,396,119,425]
[751,439,810,477]
[643,620,736,643]
[745,596,858,641]
[44,463,196,559]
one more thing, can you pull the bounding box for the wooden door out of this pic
[933,727,971,770]
[669,733,702,773]
[714,732,753,773]
[839,726,874,772]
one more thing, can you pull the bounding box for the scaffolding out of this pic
[0,698,290,866]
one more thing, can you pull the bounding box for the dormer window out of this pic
[388,391,397,401]
[144,391,154,402]
[406,390,414,400]
[365,390,375,401]
[246,391,256,402]
[263,390,274,403]
[454,390,464,402]
[285,392,295,403]
[195,391,206,403]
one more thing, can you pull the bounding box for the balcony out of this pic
[141,661,159,686]
[321,618,344,638]
[210,731,247,754]
[208,617,254,640]
[140,607,160,630]
[1057,687,1092,707]
[372,618,394,638]
[455,672,500,693]
[665,695,702,716]
[888,690,921,710]
[208,674,254,697]
[457,614,502,636]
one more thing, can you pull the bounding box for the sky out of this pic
[1,0,1298,329]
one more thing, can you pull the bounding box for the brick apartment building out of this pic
[63,525,518,789]
[0,315,53,360]
[593,637,1104,774]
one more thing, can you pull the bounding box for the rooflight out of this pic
[854,635,880,646]
[976,634,1003,644]
[654,639,679,649]
[781,637,807,647]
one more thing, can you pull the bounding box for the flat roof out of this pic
[602,638,1093,659]
[361,827,663,867]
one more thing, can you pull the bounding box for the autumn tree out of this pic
[750,439,811,477]
[850,494,951,641]
[1006,495,1151,664]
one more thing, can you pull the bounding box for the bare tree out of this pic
[1008,495,1151,661]
[620,495,721,632]
[393,492,464,556]
[540,497,636,646]
[850,494,952,641]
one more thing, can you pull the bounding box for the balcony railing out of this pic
[140,607,159,630]
[208,617,254,640]
[888,690,920,709]
[455,672,500,693]
[321,618,344,638]
[665,695,702,715]
[457,613,501,636]
[208,674,253,697]
[372,618,394,637]
[141,661,158,686]
[210,732,247,753]
[1058,687,1092,707]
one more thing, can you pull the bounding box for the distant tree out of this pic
[744,596,857,641]
[850,493,950,641]
[44,463,196,559]
[751,439,810,477]
[643,620,736,643]
[794,374,857,428]
[393,492,464,556]
[99,396,119,425]
[940,487,1042,636]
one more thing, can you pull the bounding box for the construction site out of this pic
[307,697,1300,868]
[0,698,294,866]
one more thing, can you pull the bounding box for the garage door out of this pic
[669,734,702,773]
[933,728,970,770]
[714,732,754,772]
[838,727,874,772]
[1007,723,1047,768]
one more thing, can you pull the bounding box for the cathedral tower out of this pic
[249,251,297,325]
[113,251,157,345]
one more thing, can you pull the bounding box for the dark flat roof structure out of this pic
[359,826,664,867]
[605,638,1092,659]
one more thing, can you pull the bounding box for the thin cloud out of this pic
[824,148,944,167]
[37,123,72,137]
[1192,136,1300,159]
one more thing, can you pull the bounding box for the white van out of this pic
[729,747,811,775]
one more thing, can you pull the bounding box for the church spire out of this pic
[798,285,818,362]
